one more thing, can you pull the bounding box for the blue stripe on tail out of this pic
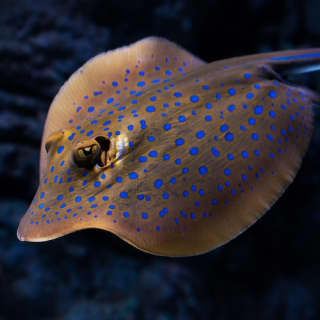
[271,53,320,62]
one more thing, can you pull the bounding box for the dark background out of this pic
[1,0,320,319]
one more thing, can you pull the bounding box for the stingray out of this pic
[17,37,320,256]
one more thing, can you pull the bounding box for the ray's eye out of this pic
[73,136,111,168]
[73,142,101,168]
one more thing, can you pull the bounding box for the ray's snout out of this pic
[17,190,79,243]
[16,188,63,243]
[17,223,24,241]
[17,199,44,242]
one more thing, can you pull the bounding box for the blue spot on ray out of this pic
[211,147,220,157]
[129,172,139,179]
[176,138,185,146]
[254,105,264,115]
[199,166,208,175]
[154,179,163,189]
[190,147,199,155]
[269,90,278,98]
[196,131,206,139]
[228,88,236,96]
[225,132,234,142]
[57,146,64,154]
[190,95,199,103]
[220,124,229,133]
[120,192,128,199]
[146,106,156,112]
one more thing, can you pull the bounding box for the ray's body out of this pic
[17,37,320,256]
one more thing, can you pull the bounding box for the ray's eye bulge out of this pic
[72,136,111,168]
[73,143,100,168]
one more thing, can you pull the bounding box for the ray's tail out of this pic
[268,49,320,75]
[260,48,320,103]
[215,47,320,104]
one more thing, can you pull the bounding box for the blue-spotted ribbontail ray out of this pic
[17,37,320,256]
